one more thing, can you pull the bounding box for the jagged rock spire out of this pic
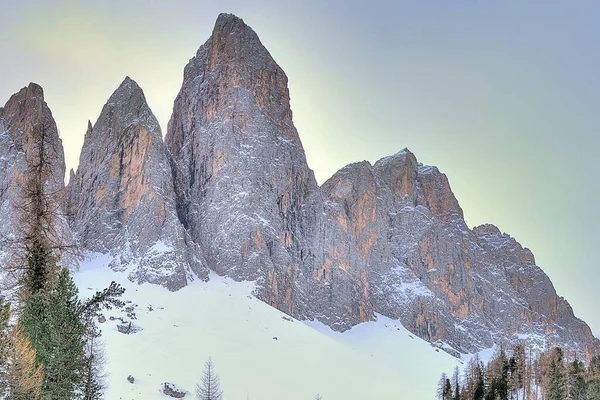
[67,77,206,290]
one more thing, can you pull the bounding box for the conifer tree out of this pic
[485,347,509,400]
[196,357,223,400]
[79,324,106,400]
[438,373,449,400]
[545,358,565,400]
[586,356,600,400]
[508,345,525,399]
[565,357,586,400]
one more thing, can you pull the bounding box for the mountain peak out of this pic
[211,13,253,40]
[109,76,144,102]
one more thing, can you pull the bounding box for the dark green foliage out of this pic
[23,238,56,296]
[81,282,126,316]
[586,356,600,400]
[508,344,525,398]
[546,358,565,400]
[18,267,123,399]
[443,345,600,400]
[20,269,85,399]
[565,357,586,400]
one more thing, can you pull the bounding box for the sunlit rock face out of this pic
[164,13,599,360]
[67,78,206,290]
[165,13,372,328]
[0,83,71,268]
[323,149,599,359]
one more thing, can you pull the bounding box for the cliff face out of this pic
[67,78,205,290]
[164,13,370,327]
[322,150,599,359]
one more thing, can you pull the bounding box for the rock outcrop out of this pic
[67,77,205,290]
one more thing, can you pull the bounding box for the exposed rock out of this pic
[117,321,141,334]
[67,77,207,290]
[161,382,187,398]
[165,13,369,328]
[322,149,600,359]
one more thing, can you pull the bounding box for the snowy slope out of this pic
[74,254,461,400]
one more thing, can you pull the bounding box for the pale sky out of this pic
[1,0,599,337]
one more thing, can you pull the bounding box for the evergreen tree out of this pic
[78,324,105,400]
[546,358,565,400]
[20,268,86,399]
[438,373,448,400]
[196,357,223,400]
[508,345,525,399]
[565,357,585,400]
[586,356,600,400]
[485,347,509,400]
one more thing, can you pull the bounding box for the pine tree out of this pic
[586,356,600,400]
[565,357,585,400]
[9,323,44,400]
[485,347,509,400]
[19,268,85,399]
[508,345,525,399]
[196,357,223,400]
[78,324,106,400]
[546,358,565,400]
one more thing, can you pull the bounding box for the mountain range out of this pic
[0,13,597,362]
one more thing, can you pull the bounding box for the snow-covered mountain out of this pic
[0,12,598,391]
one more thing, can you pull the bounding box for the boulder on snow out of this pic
[127,375,135,384]
[117,321,142,334]
[161,382,187,398]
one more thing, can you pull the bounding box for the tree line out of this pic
[437,344,600,400]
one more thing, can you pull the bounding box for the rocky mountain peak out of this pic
[176,13,294,136]
[67,77,205,290]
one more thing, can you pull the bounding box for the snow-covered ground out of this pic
[74,254,461,400]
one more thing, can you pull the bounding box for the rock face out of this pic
[165,13,600,359]
[322,151,599,359]
[67,78,205,290]
[165,13,369,327]
[0,83,70,270]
